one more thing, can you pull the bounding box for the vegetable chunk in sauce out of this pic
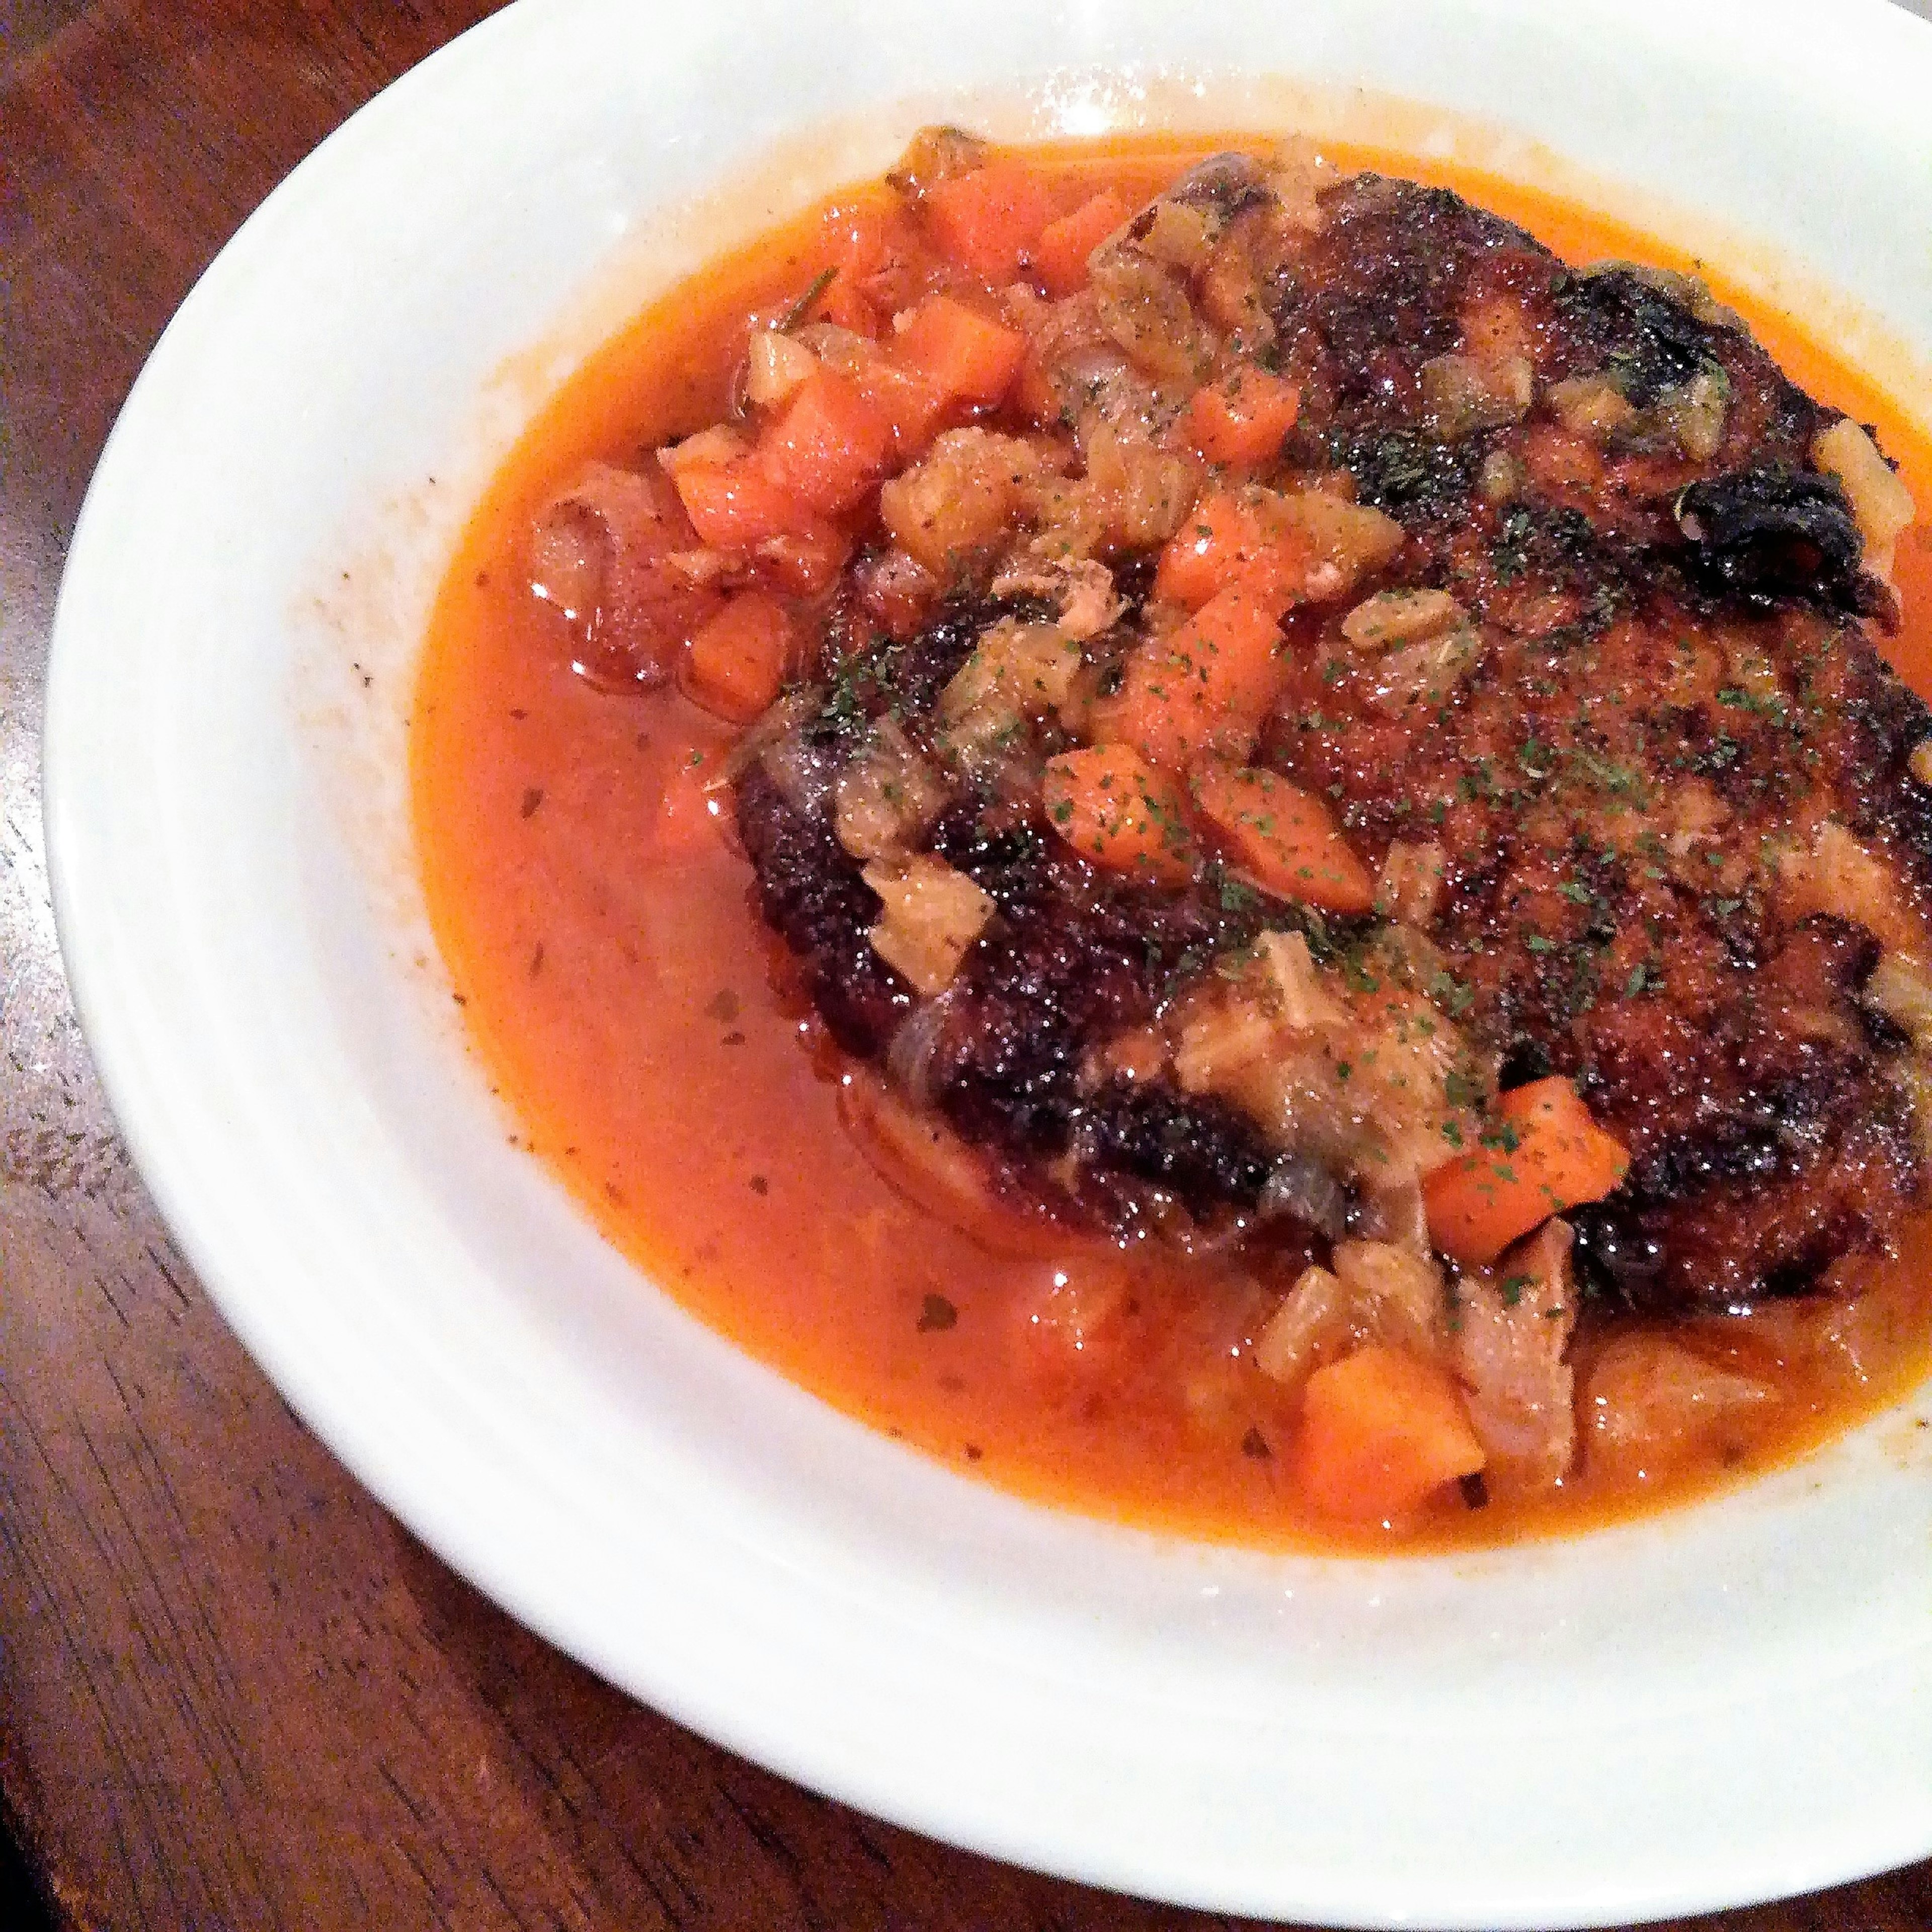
[414,131,1932,1545]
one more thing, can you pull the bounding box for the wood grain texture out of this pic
[2,5,1929,1928]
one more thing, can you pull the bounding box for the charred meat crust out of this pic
[733,163,1927,1316]
[738,744,1289,1232]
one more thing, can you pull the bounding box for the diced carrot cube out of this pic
[679,591,795,724]
[756,368,895,514]
[1099,584,1291,773]
[1422,1077,1631,1265]
[922,161,1055,282]
[1154,491,1315,610]
[1191,765,1375,913]
[672,460,820,549]
[892,295,1028,408]
[1042,745,1195,885]
[853,358,952,459]
[1180,367,1303,467]
[1033,188,1130,297]
[1295,1345,1486,1524]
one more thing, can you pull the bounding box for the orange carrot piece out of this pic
[680,591,794,724]
[1295,1345,1486,1524]
[1422,1076,1631,1265]
[672,460,821,549]
[756,368,895,515]
[1041,746,1195,885]
[921,161,1055,282]
[852,358,952,459]
[892,295,1028,408]
[1153,491,1314,610]
[1180,367,1303,467]
[1100,584,1291,772]
[1191,765,1375,913]
[1033,188,1130,297]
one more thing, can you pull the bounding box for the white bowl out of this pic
[43,0,1932,1922]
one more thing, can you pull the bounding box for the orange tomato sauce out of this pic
[412,135,1932,1550]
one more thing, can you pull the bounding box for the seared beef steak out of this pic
[734,156,1927,1318]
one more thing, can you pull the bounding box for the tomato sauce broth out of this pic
[412,136,1932,1549]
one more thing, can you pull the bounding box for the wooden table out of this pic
[5,3,1932,1926]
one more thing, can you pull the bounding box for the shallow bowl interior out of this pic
[42,0,1932,1923]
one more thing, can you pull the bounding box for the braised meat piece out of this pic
[723,148,1926,1320]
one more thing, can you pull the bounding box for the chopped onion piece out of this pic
[835,720,951,861]
[1254,1264,1347,1385]
[744,328,817,406]
[1453,1219,1577,1495]
[864,854,996,995]
[1172,1003,1280,1093]
[1546,374,1635,439]
[1255,930,1347,1031]
[1419,351,1533,440]
[1331,1239,1446,1357]
[1375,840,1447,926]
[1658,363,1730,462]
[1866,951,1932,1052]
[939,619,1084,727]
[1813,416,1916,583]
[1341,588,1467,652]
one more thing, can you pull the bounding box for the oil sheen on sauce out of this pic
[412,136,1932,1550]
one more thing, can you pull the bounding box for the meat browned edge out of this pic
[736,164,1932,1318]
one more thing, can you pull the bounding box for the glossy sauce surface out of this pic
[413,137,1932,1549]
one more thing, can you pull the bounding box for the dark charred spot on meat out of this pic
[1673,465,1876,616]
[1550,268,1717,406]
[1318,426,1482,523]
[1074,1080,1276,1221]
[736,765,913,1055]
[1307,178,1545,409]
[1837,639,1932,896]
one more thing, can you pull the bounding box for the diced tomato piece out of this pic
[756,368,895,515]
[921,161,1055,282]
[1033,188,1130,298]
[680,590,795,724]
[892,295,1027,408]
[672,460,819,549]
[1180,367,1303,467]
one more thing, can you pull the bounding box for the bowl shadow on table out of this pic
[388,1523,1930,1932]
